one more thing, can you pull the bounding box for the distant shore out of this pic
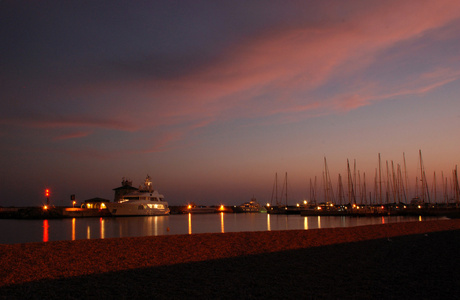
[1,219,460,299]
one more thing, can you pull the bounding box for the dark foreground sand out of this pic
[1,219,460,299]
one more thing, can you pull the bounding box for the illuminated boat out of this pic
[182,202,217,214]
[239,196,264,212]
[106,175,170,216]
[182,203,217,214]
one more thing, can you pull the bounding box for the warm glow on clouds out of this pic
[14,0,457,148]
[53,130,92,141]
[124,0,460,137]
[1,1,460,206]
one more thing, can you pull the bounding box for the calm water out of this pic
[0,213,443,244]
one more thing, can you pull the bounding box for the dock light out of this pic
[266,203,270,207]
[43,205,48,210]
[296,203,300,207]
[304,200,307,205]
[72,201,76,207]
[219,205,225,210]
[187,205,192,209]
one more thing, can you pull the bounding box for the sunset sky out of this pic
[2,1,460,207]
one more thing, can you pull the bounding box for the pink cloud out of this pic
[329,67,460,113]
[53,130,92,141]
[2,114,134,131]
[140,118,213,153]
[53,0,460,152]
[147,0,460,117]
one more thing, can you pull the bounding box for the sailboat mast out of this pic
[391,161,396,203]
[347,159,352,205]
[363,172,367,205]
[353,159,357,204]
[358,170,362,204]
[386,160,390,204]
[285,172,288,207]
[338,174,343,206]
[275,172,278,206]
[378,153,382,205]
[419,149,425,202]
[403,152,409,202]
[374,168,378,205]
[454,165,459,208]
[324,157,328,203]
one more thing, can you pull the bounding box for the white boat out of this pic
[106,175,170,216]
[239,196,264,212]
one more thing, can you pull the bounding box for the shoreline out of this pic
[2,219,460,298]
[2,205,460,219]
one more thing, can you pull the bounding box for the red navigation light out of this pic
[45,189,50,197]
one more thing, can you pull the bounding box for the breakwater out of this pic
[1,204,459,219]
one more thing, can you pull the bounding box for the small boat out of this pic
[182,203,217,214]
[106,175,170,216]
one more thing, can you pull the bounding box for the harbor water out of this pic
[0,213,444,244]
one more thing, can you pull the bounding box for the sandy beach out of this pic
[1,219,460,299]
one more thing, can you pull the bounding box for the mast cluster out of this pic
[307,151,460,207]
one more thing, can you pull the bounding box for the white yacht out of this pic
[239,196,264,212]
[106,175,170,216]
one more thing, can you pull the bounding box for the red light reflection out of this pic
[43,219,49,242]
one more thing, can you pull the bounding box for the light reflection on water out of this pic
[0,214,445,244]
[42,219,49,242]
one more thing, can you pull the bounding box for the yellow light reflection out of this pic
[147,216,153,236]
[100,217,105,239]
[188,213,192,234]
[72,218,76,241]
[87,226,91,239]
[304,217,308,230]
[381,216,385,224]
[154,216,158,236]
[317,216,321,229]
[419,215,422,222]
[267,213,271,231]
[220,212,225,233]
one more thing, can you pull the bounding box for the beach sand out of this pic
[1,219,460,299]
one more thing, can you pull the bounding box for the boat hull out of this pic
[182,207,216,214]
[106,203,170,216]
